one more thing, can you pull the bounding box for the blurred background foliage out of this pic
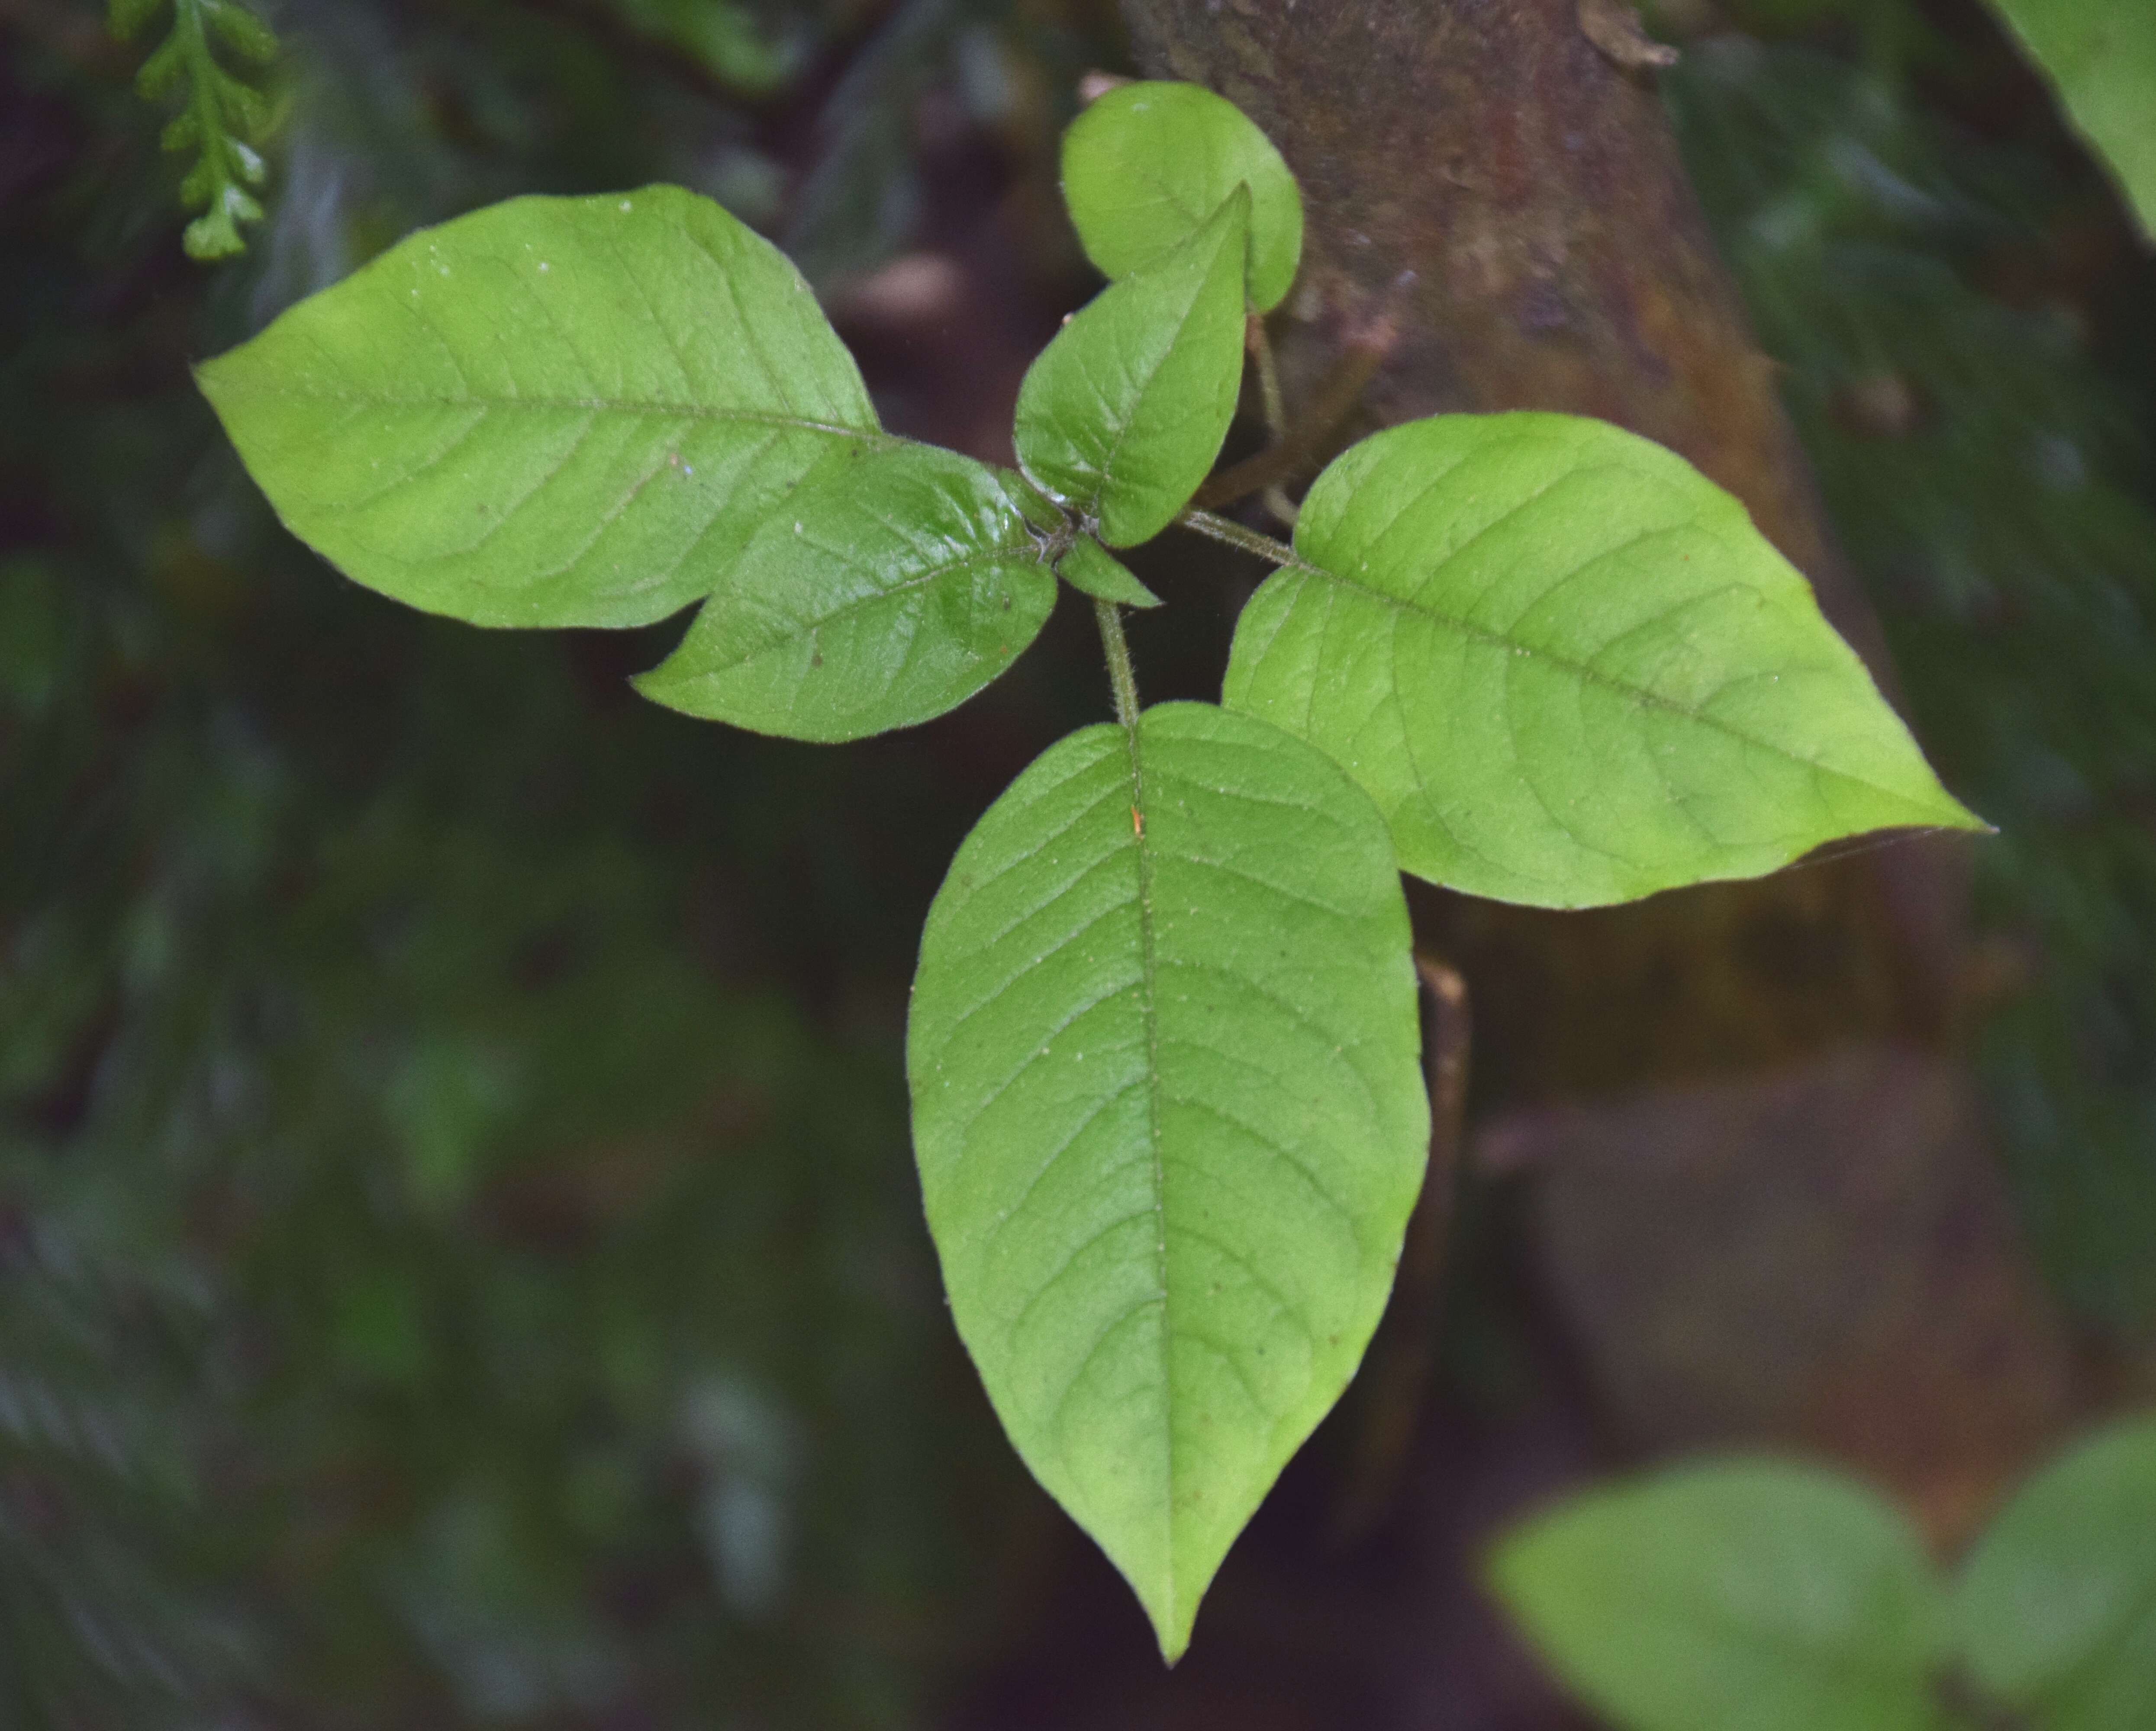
[0,0,2151,1725]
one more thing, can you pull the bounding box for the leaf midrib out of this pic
[1121,716,1176,1631]
[1270,538,1946,816]
[1093,214,1239,534]
[207,376,880,442]
[684,535,1047,679]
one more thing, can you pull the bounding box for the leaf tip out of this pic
[1909,782,1993,839]
[1139,1576,1197,1667]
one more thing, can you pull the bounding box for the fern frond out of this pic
[109,0,279,261]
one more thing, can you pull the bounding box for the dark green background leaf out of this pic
[1223,413,1983,907]
[634,441,1056,741]
[907,701,1427,1660]
[199,186,882,627]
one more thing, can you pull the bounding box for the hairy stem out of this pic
[1196,334,1385,512]
[1175,508,1307,570]
[1249,314,1287,439]
[1245,315,1300,525]
[1095,597,1141,730]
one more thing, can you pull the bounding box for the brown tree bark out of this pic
[1120,0,2081,1542]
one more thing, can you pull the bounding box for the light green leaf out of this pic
[633,441,1056,741]
[907,701,1427,1661]
[197,185,882,628]
[1982,1,2156,238]
[1954,1415,2156,1731]
[119,0,278,259]
[1012,190,1250,549]
[1062,81,1304,313]
[1221,413,1985,908]
[1056,536,1160,609]
[1489,1459,1947,1731]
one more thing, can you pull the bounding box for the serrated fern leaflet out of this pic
[110,0,278,261]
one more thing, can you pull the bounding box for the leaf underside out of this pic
[907,701,1427,1660]
[1489,1458,1947,1731]
[1955,1415,2156,1731]
[198,185,881,628]
[633,441,1057,742]
[1223,413,1985,909]
[1013,190,1250,550]
[1061,80,1305,314]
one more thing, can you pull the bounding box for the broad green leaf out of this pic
[907,700,1427,1660]
[1063,81,1304,313]
[1982,1,2156,238]
[197,185,882,628]
[1954,1415,2156,1731]
[1489,1459,1947,1731]
[633,442,1055,741]
[1012,190,1250,549]
[1222,413,1985,908]
[1056,536,1161,609]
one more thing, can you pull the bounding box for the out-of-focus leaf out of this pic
[1981,0,2156,237]
[1955,1415,2156,1730]
[605,0,802,95]
[0,557,66,715]
[782,0,973,285]
[111,0,278,259]
[1489,1458,1947,1731]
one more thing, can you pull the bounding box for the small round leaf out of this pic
[1063,81,1303,313]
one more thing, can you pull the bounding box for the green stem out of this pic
[1250,312,1287,441]
[1174,508,1311,571]
[1094,597,1140,730]
[1245,315,1299,527]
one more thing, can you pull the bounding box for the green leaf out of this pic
[1489,1459,1947,1731]
[1954,1415,2156,1731]
[197,186,883,628]
[1056,536,1160,609]
[907,701,1428,1660]
[108,0,164,40]
[1062,81,1304,314]
[1221,413,1985,908]
[1012,190,1250,549]
[1982,1,2156,238]
[203,0,276,63]
[116,0,278,260]
[632,442,1056,741]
